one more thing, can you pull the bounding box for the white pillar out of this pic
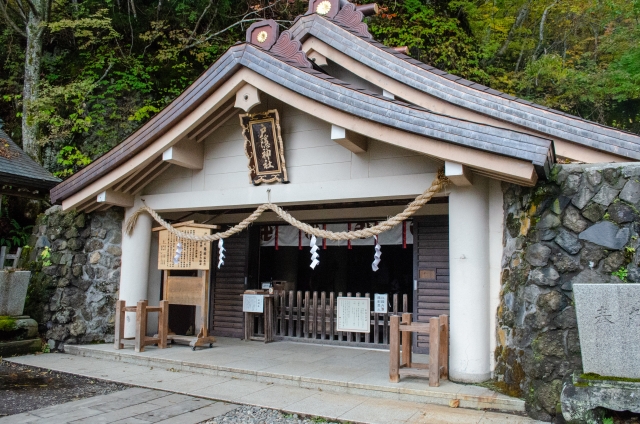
[120,197,152,337]
[488,179,504,375]
[449,175,491,383]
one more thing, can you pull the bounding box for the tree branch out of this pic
[0,1,27,36]
[182,18,260,51]
[188,0,214,42]
[21,0,41,19]
[532,0,558,61]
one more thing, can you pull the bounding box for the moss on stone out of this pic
[0,316,17,332]
[580,373,640,383]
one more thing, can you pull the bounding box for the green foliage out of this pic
[0,0,639,176]
[612,267,628,281]
[40,246,51,267]
[0,219,33,250]
[54,146,92,177]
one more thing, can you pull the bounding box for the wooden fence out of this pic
[249,291,410,348]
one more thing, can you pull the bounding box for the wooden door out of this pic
[211,232,249,338]
[412,216,450,354]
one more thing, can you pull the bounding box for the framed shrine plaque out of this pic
[240,109,289,185]
[157,226,211,270]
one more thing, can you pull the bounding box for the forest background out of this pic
[1,0,640,232]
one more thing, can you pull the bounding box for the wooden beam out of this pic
[445,161,473,186]
[162,141,204,170]
[114,157,162,192]
[122,160,165,194]
[97,189,134,207]
[195,109,238,143]
[187,100,235,141]
[85,202,102,213]
[234,83,261,112]
[331,125,368,153]
[131,162,171,195]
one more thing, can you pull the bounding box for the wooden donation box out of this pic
[156,221,217,350]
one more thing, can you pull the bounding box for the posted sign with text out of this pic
[337,297,370,333]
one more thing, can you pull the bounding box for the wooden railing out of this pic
[389,313,449,386]
[250,291,410,347]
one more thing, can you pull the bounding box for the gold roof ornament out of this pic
[256,30,268,43]
[316,0,332,15]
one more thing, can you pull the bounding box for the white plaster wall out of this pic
[143,96,441,205]
[488,179,504,374]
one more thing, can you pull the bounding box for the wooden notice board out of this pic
[157,226,212,270]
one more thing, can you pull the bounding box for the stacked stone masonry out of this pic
[31,206,123,351]
[495,163,640,422]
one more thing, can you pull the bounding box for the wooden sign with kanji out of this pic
[155,222,218,270]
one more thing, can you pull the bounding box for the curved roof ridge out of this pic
[289,14,640,158]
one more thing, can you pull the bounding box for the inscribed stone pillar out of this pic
[448,175,491,383]
[120,197,152,337]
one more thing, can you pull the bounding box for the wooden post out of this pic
[135,300,148,353]
[279,291,285,336]
[158,300,169,348]
[304,291,310,338]
[374,308,379,345]
[383,307,389,345]
[296,291,302,338]
[393,294,398,315]
[201,271,209,338]
[114,300,126,349]
[429,316,440,387]
[401,313,412,368]
[288,290,294,337]
[312,291,318,339]
[389,315,400,383]
[439,314,449,379]
[402,294,408,313]
[329,292,335,341]
[244,309,252,341]
[320,292,326,340]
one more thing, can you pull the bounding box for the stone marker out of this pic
[578,221,629,250]
[574,284,640,378]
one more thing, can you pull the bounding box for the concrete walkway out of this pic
[0,387,239,424]
[65,339,525,413]
[6,353,544,423]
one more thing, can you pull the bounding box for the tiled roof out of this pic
[51,42,554,203]
[0,126,60,192]
[289,14,640,159]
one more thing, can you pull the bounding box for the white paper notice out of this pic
[243,294,264,313]
[337,297,370,333]
[374,294,388,314]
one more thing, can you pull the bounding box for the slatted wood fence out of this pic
[248,291,409,348]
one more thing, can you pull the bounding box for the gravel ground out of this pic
[0,359,129,417]
[202,405,340,424]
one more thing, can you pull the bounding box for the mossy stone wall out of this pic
[28,205,123,351]
[495,163,640,421]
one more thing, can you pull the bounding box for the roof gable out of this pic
[0,127,60,194]
[52,16,558,205]
[289,13,640,160]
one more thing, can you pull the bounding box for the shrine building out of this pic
[50,0,640,384]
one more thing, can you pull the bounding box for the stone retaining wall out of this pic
[29,206,123,351]
[495,163,640,421]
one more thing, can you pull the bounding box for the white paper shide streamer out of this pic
[371,235,382,271]
[173,242,183,264]
[310,235,320,269]
[218,239,226,269]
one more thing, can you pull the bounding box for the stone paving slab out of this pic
[5,354,547,423]
[64,340,525,412]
